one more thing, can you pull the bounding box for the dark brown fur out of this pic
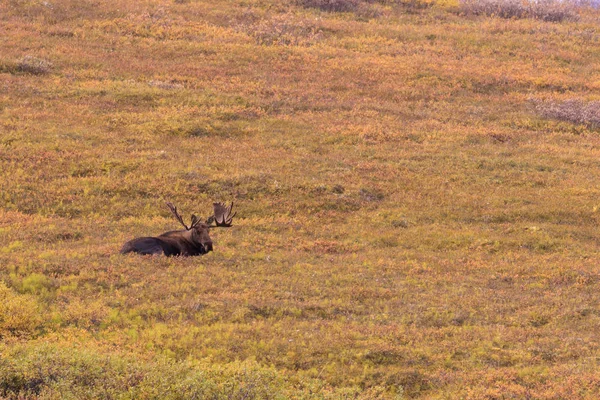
[120,223,213,256]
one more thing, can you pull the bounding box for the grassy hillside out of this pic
[2,0,600,398]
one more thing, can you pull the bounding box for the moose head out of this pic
[120,202,236,256]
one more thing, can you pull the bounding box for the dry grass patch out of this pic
[237,13,325,46]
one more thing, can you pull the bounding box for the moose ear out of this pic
[190,214,200,228]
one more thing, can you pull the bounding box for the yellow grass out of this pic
[2,0,600,398]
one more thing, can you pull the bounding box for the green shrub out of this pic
[20,273,54,295]
[0,282,43,338]
[0,343,292,399]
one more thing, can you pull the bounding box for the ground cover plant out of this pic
[2,0,600,398]
[459,0,583,21]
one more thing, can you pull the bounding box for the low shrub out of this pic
[16,56,53,75]
[0,282,43,338]
[297,0,362,12]
[534,98,600,128]
[0,342,363,399]
[297,0,433,13]
[0,343,287,399]
[459,0,580,21]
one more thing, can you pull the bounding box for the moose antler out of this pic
[208,202,236,227]
[166,202,190,230]
[190,214,203,229]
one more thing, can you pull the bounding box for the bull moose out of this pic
[120,202,235,256]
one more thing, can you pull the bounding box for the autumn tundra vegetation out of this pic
[2,0,600,398]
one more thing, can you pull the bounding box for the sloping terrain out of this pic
[2,0,600,398]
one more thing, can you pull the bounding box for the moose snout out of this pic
[204,242,213,253]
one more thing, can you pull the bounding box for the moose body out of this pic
[120,227,213,256]
[120,202,235,257]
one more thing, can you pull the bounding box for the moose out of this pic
[120,202,235,256]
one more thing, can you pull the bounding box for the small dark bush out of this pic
[359,188,385,202]
[16,56,53,75]
[297,0,361,12]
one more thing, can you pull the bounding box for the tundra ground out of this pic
[2,0,600,398]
